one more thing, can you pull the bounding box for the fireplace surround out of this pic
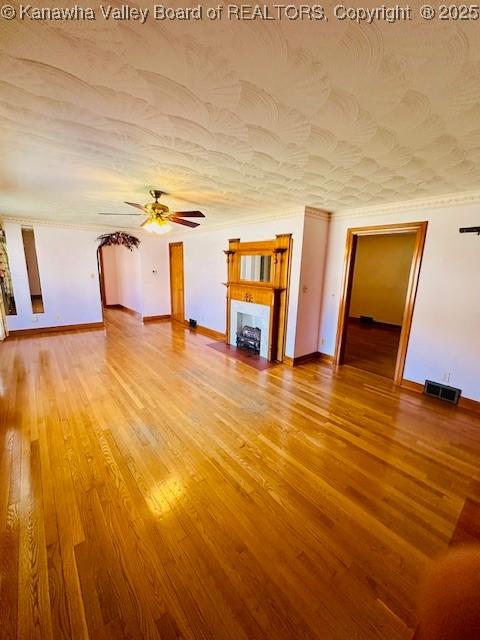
[224,234,292,362]
[229,300,271,359]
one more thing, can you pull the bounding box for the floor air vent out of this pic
[424,380,461,405]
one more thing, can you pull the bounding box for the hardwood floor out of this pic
[344,319,402,379]
[1,309,479,640]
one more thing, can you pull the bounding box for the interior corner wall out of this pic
[113,244,143,315]
[155,213,305,357]
[349,233,417,326]
[4,222,103,331]
[318,203,480,402]
[101,238,168,317]
[294,213,329,358]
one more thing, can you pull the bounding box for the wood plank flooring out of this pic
[344,319,402,379]
[1,309,479,640]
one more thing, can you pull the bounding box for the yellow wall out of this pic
[349,233,416,326]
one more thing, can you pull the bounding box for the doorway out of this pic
[97,244,143,318]
[97,247,107,307]
[335,221,427,383]
[169,242,185,323]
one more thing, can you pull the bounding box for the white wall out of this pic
[4,221,168,330]
[294,211,329,357]
[318,203,480,401]
[139,236,171,318]
[4,222,103,330]
[349,233,417,326]
[101,238,167,317]
[114,245,143,315]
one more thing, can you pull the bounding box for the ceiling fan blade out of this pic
[169,216,200,228]
[98,212,143,216]
[172,210,205,218]
[124,201,148,212]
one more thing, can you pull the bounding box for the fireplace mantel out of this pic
[224,234,292,362]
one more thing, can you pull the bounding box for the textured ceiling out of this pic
[2,4,480,227]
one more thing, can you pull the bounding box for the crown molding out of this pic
[305,206,331,221]
[0,215,142,234]
[334,190,480,220]
[1,207,306,237]
[3,190,478,234]
[183,207,305,236]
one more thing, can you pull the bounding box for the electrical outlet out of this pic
[320,338,326,346]
[442,372,451,383]
[32,316,38,323]
[56,314,61,321]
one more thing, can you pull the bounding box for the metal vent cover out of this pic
[424,380,461,405]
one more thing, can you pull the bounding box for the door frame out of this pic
[169,241,185,323]
[334,221,428,384]
[97,247,107,308]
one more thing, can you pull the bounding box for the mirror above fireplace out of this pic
[240,254,272,283]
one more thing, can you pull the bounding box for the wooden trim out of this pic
[188,323,226,341]
[401,378,480,414]
[292,352,321,366]
[279,235,293,363]
[394,222,428,382]
[346,221,427,235]
[317,352,335,365]
[8,321,104,338]
[335,221,428,385]
[111,304,142,320]
[225,234,292,363]
[97,247,106,307]
[459,396,480,415]
[169,242,185,324]
[224,280,281,291]
[334,231,358,366]
[284,351,335,367]
[142,314,171,323]
[400,379,423,393]
[97,247,106,323]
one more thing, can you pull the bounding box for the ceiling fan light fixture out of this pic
[101,189,204,230]
[141,218,171,235]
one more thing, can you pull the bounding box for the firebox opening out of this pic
[236,312,261,354]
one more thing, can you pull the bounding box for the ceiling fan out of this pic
[98,189,205,234]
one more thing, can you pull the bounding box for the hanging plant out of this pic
[97,231,140,251]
